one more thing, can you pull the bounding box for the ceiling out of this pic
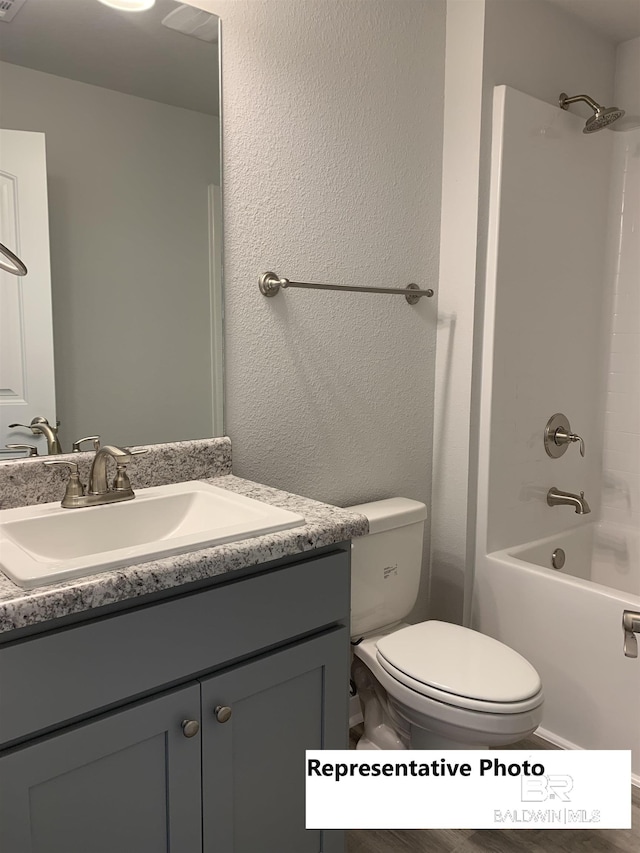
[545,0,640,43]
[0,0,219,115]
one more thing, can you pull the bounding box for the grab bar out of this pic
[259,272,434,305]
[622,610,640,659]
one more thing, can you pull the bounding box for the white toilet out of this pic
[349,498,544,750]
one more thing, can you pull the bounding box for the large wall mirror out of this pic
[0,0,222,458]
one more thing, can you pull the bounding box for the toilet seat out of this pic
[353,623,544,748]
[376,661,544,746]
[365,621,543,714]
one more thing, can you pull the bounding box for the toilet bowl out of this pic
[349,499,544,750]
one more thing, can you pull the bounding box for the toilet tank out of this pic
[348,498,427,638]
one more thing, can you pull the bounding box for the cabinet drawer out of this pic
[0,549,350,745]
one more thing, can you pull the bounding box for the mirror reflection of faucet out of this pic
[7,420,105,456]
[4,444,39,457]
[8,416,62,455]
[547,487,591,515]
[72,435,101,453]
[544,413,585,458]
[45,445,148,508]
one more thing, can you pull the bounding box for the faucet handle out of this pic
[113,464,131,492]
[568,433,585,457]
[44,460,86,504]
[623,610,640,659]
[544,414,585,458]
[112,448,147,491]
[72,435,101,453]
[5,444,39,457]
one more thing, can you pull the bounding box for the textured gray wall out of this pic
[189,0,446,622]
[214,0,445,520]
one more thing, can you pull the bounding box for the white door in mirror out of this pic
[0,130,56,458]
[0,481,305,589]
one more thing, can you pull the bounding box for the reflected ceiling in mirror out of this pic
[0,0,223,458]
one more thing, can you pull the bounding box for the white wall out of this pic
[614,36,640,130]
[192,0,446,617]
[601,127,640,529]
[432,0,617,622]
[0,62,219,449]
[430,0,485,623]
[482,0,616,112]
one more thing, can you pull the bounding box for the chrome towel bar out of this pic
[259,272,434,305]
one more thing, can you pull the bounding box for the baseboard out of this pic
[536,726,639,790]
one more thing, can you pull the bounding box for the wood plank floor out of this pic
[347,732,639,853]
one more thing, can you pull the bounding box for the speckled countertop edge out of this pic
[0,474,368,634]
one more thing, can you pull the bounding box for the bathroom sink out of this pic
[0,481,305,589]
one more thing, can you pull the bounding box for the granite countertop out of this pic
[0,474,368,634]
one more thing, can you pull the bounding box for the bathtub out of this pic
[472,521,640,784]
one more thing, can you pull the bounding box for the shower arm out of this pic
[559,93,601,112]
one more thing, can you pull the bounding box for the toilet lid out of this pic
[376,621,542,704]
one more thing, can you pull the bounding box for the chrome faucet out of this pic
[9,416,62,454]
[45,445,145,508]
[547,487,591,515]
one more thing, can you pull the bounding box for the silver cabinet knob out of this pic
[181,719,200,738]
[214,705,232,723]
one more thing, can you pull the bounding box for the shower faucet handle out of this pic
[623,611,640,659]
[544,413,585,458]
[557,430,585,457]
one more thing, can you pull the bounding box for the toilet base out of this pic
[351,658,410,750]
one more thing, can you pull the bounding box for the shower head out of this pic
[559,92,625,133]
[584,106,625,133]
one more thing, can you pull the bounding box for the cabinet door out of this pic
[0,684,202,853]
[201,627,349,853]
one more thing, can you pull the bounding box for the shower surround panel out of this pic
[602,127,640,531]
[474,86,639,781]
[479,86,612,555]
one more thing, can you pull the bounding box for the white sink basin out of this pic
[0,481,305,589]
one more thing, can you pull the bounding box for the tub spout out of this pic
[547,487,591,514]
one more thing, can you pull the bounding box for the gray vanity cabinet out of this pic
[201,628,347,853]
[0,684,203,853]
[0,546,351,853]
